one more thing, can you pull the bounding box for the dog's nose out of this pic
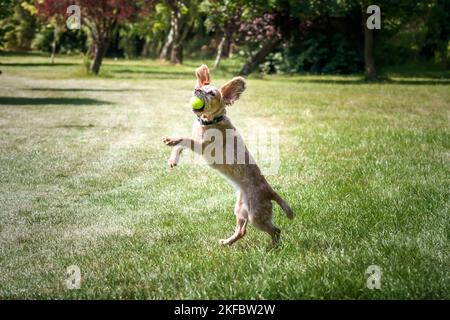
[195,88,202,94]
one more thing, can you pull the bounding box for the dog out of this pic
[162,65,293,246]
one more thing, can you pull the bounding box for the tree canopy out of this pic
[0,0,446,76]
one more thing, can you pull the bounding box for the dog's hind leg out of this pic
[253,219,281,246]
[219,191,248,246]
[219,216,247,246]
[249,201,281,246]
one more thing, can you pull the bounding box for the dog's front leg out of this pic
[168,146,183,168]
[162,136,206,168]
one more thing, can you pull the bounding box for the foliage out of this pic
[0,1,37,51]
[263,33,363,74]
[117,3,171,58]
[0,0,14,20]
[201,0,245,35]
[0,0,448,74]
[419,0,450,63]
[32,26,88,54]
[36,0,156,73]
[238,13,282,45]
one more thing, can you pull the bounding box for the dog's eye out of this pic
[209,91,216,96]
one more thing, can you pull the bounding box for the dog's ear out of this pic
[220,77,246,106]
[195,65,211,88]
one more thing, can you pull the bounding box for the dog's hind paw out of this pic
[219,239,229,246]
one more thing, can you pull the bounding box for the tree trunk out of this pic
[159,25,174,60]
[363,11,377,80]
[160,1,190,64]
[170,42,182,64]
[174,22,191,64]
[222,32,231,58]
[89,39,109,74]
[213,33,229,69]
[141,37,150,58]
[169,6,182,64]
[238,37,282,76]
[50,25,59,64]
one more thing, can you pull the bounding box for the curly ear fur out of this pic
[195,64,211,88]
[220,77,246,106]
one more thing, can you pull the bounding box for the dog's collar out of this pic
[197,114,225,126]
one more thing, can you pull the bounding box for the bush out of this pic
[1,2,36,51]
[261,33,363,75]
[32,26,87,55]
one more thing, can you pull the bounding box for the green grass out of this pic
[0,53,449,299]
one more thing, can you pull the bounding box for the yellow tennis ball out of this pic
[190,96,204,110]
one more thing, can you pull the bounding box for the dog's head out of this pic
[192,65,246,122]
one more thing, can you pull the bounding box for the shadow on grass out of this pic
[0,62,76,67]
[53,124,95,129]
[28,88,146,92]
[291,78,450,86]
[111,66,240,79]
[0,97,110,106]
[113,68,193,77]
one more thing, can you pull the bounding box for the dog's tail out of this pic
[270,189,294,220]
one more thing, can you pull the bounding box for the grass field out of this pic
[0,53,449,299]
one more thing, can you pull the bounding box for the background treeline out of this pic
[0,0,448,79]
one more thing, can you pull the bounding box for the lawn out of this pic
[0,53,449,299]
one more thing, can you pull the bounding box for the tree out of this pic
[349,0,433,80]
[82,0,156,74]
[362,3,377,80]
[0,0,14,20]
[237,12,286,76]
[288,0,373,78]
[234,0,430,78]
[1,1,37,51]
[235,0,311,76]
[0,0,14,53]
[118,3,171,59]
[419,0,450,66]
[37,0,155,74]
[36,0,68,63]
[201,0,243,69]
[159,0,198,64]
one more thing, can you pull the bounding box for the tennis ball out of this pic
[190,96,204,110]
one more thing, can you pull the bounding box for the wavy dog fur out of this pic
[163,65,293,246]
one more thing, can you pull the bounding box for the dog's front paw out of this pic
[162,136,182,146]
[167,158,178,168]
